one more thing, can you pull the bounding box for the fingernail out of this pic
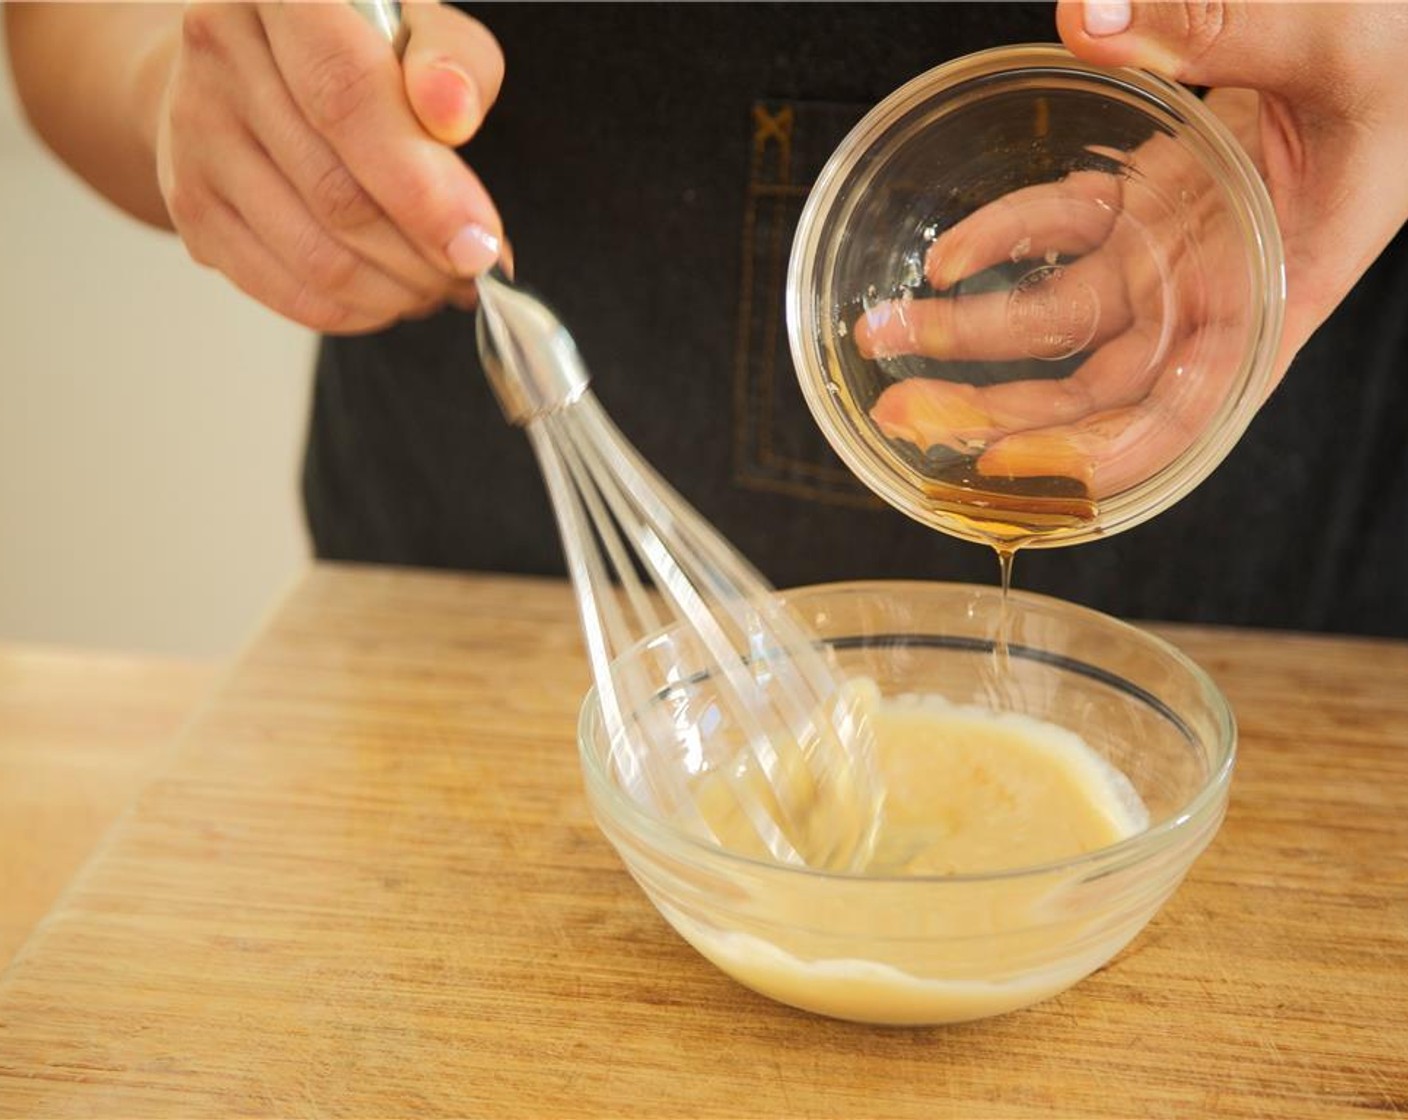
[925,239,970,290]
[1084,0,1131,36]
[857,303,893,359]
[429,59,481,139]
[430,59,476,98]
[446,222,500,277]
[929,255,961,291]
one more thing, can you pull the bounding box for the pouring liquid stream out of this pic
[918,467,1099,696]
[995,543,1016,673]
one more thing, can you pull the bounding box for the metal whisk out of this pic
[475,269,880,870]
[352,0,878,868]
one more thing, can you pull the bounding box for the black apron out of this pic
[303,3,1408,637]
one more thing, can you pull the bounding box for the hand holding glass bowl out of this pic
[790,45,1285,547]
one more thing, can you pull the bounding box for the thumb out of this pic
[401,3,504,146]
[1056,1,1311,93]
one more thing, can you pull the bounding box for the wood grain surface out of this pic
[0,645,215,971]
[0,564,1404,1118]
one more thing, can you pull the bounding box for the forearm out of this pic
[5,3,180,229]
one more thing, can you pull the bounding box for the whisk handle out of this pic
[351,0,588,425]
[349,0,410,56]
[475,268,592,424]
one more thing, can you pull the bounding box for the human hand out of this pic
[858,1,1408,498]
[152,2,504,333]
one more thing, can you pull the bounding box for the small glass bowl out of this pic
[578,581,1235,1025]
[788,45,1284,547]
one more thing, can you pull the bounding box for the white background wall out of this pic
[1,28,313,658]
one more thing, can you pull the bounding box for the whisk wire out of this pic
[569,398,875,854]
[477,272,877,870]
[581,396,847,764]
[553,416,663,644]
[562,400,809,861]
[526,419,689,821]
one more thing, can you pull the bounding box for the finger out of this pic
[976,405,1156,495]
[858,241,1139,364]
[926,169,1123,289]
[182,193,389,334]
[401,2,504,146]
[260,2,503,278]
[1031,321,1166,417]
[976,323,1243,497]
[1057,0,1312,94]
[975,393,1209,498]
[869,380,1003,455]
[445,231,517,310]
[865,321,1162,457]
[209,4,450,300]
[218,125,438,321]
[853,290,1019,362]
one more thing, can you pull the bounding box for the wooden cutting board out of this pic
[0,644,214,970]
[0,564,1404,1117]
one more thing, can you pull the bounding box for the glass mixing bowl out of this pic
[578,581,1235,1025]
[788,45,1284,547]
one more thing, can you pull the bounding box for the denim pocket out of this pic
[732,100,881,509]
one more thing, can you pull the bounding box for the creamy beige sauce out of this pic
[863,694,1146,874]
[673,691,1150,1024]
